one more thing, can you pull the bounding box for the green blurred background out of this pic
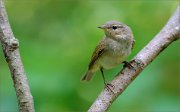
[0,0,179,112]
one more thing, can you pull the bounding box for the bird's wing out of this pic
[88,40,105,69]
[131,39,135,50]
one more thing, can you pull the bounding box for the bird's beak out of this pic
[98,25,107,29]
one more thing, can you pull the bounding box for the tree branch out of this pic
[88,6,180,112]
[0,0,35,112]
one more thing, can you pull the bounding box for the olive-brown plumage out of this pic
[82,20,135,83]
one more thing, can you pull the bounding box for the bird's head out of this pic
[98,20,132,39]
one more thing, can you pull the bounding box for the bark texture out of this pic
[0,0,35,112]
[88,6,180,112]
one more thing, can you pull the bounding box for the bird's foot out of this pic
[123,61,136,71]
[104,82,115,93]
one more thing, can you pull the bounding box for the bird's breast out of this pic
[99,38,132,69]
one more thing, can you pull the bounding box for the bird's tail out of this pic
[81,70,94,81]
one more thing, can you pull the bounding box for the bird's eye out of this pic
[112,26,117,30]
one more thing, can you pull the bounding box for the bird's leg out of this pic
[100,67,114,92]
[122,61,136,71]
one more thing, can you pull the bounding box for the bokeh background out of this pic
[0,0,179,112]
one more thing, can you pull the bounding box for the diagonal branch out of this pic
[88,6,180,112]
[0,0,34,112]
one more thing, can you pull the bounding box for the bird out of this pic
[81,20,135,90]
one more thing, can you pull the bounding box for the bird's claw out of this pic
[123,61,136,71]
[104,82,115,93]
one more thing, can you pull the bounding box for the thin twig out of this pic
[88,6,180,112]
[0,0,35,112]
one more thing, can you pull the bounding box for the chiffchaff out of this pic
[82,20,135,90]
